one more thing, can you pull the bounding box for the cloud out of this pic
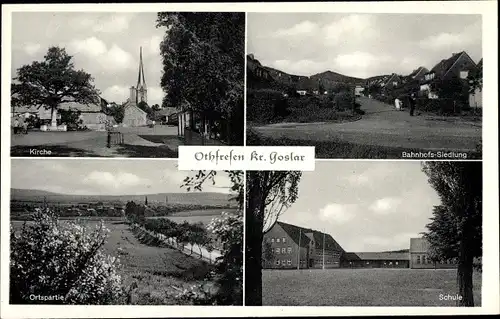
[83,171,149,189]
[319,203,357,224]
[369,197,403,215]
[74,13,136,33]
[23,43,41,56]
[323,14,379,44]
[148,87,164,105]
[103,85,130,104]
[143,35,162,56]
[334,51,390,69]
[68,37,134,71]
[418,22,480,52]
[361,232,420,251]
[272,20,319,37]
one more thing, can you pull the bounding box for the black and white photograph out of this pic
[9,159,243,305]
[245,161,482,306]
[246,13,483,159]
[10,12,244,158]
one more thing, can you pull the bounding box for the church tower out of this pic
[136,47,147,104]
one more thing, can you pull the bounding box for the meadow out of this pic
[11,219,214,305]
[147,208,236,226]
[262,268,482,306]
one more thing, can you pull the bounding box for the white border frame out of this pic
[2,1,499,317]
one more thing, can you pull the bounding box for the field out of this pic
[11,219,214,305]
[148,209,237,226]
[262,268,482,306]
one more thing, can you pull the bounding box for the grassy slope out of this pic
[262,268,482,306]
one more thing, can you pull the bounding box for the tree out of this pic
[59,109,83,129]
[245,171,302,305]
[157,13,244,145]
[11,47,100,127]
[108,104,125,124]
[181,170,243,305]
[421,161,482,307]
[10,210,123,304]
[468,66,483,93]
[151,104,161,112]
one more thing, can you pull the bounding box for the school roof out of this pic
[276,221,345,252]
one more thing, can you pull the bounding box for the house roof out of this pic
[158,107,178,116]
[410,237,430,253]
[276,221,345,252]
[12,98,105,114]
[408,66,429,79]
[428,51,476,78]
[343,251,409,261]
[477,58,483,68]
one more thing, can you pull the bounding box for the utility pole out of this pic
[297,228,301,270]
[322,231,326,270]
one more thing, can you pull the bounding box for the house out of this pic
[262,221,344,269]
[122,99,148,127]
[157,107,178,124]
[469,58,483,108]
[420,51,478,99]
[341,252,410,268]
[382,73,403,91]
[11,97,110,131]
[408,66,429,81]
[409,238,457,269]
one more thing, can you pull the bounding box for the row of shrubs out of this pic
[247,89,361,124]
[373,93,472,116]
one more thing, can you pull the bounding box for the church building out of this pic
[122,47,148,127]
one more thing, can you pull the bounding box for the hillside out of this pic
[247,54,367,91]
[11,188,235,207]
[310,71,365,86]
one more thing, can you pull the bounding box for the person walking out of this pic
[13,117,20,134]
[409,93,416,116]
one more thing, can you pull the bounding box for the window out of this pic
[389,262,393,265]
[275,260,280,265]
[366,262,370,265]
[281,259,286,266]
[281,248,286,254]
[282,237,286,243]
[395,262,399,265]
[277,238,280,243]
[416,256,421,264]
[271,238,275,243]
[460,70,469,79]
[287,260,292,265]
[276,248,280,254]
[287,247,292,254]
[393,81,398,87]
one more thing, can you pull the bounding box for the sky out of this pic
[11,159,232,196]
[11,12,166,106]
[277,161,441,253]
[247,13,482,78]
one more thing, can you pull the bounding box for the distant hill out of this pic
[310,71,365,86]
[11,188,235,207]
[247,54,366,91]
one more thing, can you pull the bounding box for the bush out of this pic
[59,109,83,129]
[415,98,465,115]
[247,89,289,123]
[10,210,123,304]
[333,92,355,111]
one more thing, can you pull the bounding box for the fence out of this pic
[107,131,124,148]
[131,223,222,264]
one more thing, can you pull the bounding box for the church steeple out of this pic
[136,47,147,104]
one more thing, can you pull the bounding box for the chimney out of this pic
[248,54,255,60]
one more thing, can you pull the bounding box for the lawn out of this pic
[11,220,214,305]
[262,268,482,306]
[247,129,482,160]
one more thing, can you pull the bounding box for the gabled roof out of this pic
[428,51,476,78]
[408,66,429,79]
[343,251,409,261]
[158,107,178,116]
[477,58,483,69]
[276,221,345,252]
